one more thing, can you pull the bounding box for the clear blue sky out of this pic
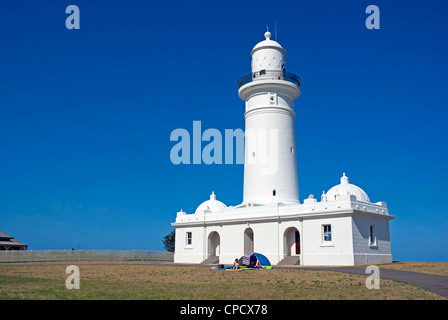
[0,0,447,261]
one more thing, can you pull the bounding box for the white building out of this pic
[172,31,393,266]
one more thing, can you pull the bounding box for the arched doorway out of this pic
[284,227,300,256]
[208,232,220,257]
[244,228,254,254]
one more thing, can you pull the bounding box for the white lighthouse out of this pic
[238,30,301,204]
[172,30,393,267]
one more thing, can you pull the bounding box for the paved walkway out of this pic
[280,265,448,298]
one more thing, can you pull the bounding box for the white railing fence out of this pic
[0,250,174,263]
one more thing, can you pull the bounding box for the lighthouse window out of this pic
[186,232,192,246]
[322,225,332,243]
[273,189,276,196]
[252,152,255,158]
[369,225,377,246]
[290,147,294,154]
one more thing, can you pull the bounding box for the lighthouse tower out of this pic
[173,30,393,267]
[238,30,301,204]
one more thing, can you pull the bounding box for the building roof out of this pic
[195,192,227,213]
[325,173,371,203]
[0,230,13,240]
[251,31,286,56]
[0,230,27,248]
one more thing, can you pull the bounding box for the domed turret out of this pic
[325,173,370,203]
[250,29,286,74]
[195,192,227,213]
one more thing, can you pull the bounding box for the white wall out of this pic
[174,221,286,265]
[207,222,283,265]
[243,105,299,204]
[173,226,205,264]
[173,207,393,266]
[351,215,393,265]
[251,47,285,73]
[301,215,355,266]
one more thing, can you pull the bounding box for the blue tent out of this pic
[241,252,272,269]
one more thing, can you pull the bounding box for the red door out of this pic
[295,231,300,254]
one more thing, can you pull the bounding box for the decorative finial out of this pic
[341,173,349,184]
[210,191,216,200]
[265,26,271,40]
[321,191,327,202]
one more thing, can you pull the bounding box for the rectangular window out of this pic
[369,225,376,246]
[186,232,192,246]
[322,224,332,242]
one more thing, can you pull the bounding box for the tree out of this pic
[162,230,175,252]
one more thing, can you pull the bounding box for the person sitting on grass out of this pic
[232,258,240,270]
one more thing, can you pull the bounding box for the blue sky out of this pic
[0,0,447,261]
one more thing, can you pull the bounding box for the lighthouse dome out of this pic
[251,31,286,56]
[325,173,370,203]
[250,30,286,74]
[195,192,227,213]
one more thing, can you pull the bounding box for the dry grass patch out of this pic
[0,262,445,300]
[379,262,448,277]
